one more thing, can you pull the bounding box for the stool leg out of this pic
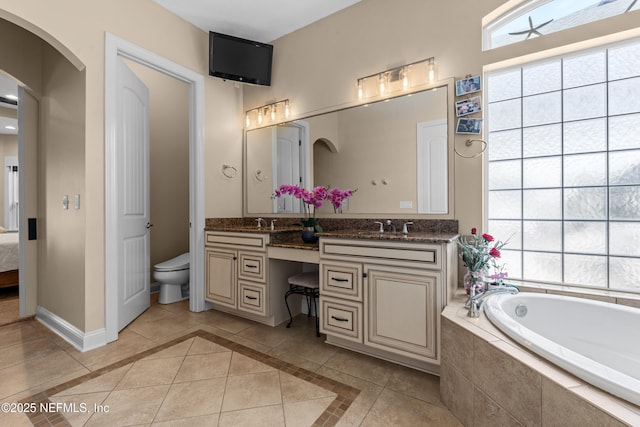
[306,293,312,317]
[284,288,294,328]
[313,294,320,337]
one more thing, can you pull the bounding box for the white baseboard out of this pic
[36,306,107,352]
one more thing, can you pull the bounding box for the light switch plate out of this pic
[400,201,413,209]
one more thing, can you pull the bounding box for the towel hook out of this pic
[454,139,487,159]
[222,164,237,178]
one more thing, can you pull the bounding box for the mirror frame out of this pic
[243,78,456,219]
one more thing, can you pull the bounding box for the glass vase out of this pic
[464,269,487,295]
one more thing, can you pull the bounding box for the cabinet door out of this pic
[365,265,440,363]
[205,248,237,308]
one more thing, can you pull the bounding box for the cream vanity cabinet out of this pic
[319,237,457,373]
[205,231,295,325]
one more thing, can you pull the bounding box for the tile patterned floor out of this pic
[0,285,20,326]
[0,295,463,426]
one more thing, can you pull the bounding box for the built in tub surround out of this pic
[485,293,640,408]
[441,296,640,426]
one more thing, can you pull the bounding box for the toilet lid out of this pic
[154,253,190,272]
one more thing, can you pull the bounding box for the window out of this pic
[484,0,640,50]
[486,37,640,292]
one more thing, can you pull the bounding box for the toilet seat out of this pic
[154,253,190,272]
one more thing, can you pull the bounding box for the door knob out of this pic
[146,222,154,229]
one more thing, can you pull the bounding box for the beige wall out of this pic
[0,0,243,332]
[245,0,640,233]
[125,60,190,273]
[39,42,86,329]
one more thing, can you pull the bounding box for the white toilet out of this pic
[154,252,190,304]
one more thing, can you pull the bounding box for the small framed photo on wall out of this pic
[456,118,483,134]
[456,95,482,117]
[455,75,481,96]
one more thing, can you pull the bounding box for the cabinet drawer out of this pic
[321,262,362,301]
[238,281,266,316]
[206,231,268,250]
[320,297,362,343]
[238,252,266,282]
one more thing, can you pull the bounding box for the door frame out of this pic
[104,33,206,343]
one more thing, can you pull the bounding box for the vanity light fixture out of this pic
[356,57,436,101]
[245,99,290,129]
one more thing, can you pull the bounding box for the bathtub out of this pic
[483,292,640,407]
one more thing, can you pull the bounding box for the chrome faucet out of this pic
[402,221,413,235]
[374,221,384,233]
[256,217,266,228]
[386,220,396,233]
[270,219,277,231]
[467,286,519,318]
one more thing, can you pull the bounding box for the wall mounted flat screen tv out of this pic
[209,32,273,86]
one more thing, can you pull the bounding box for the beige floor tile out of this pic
[4,366,90,403]
[188,336,230,355]
[323,349,394,386]
[143,338,194,360]
[0,336,62,369]
[225,333,273,353]
[115,357,184,390]
[228,352,276,376]
[174,352,232,382]
[66,328,156,370]
[280,371,336,403]
[49,391,110,426]
[154,378,226,421]
[385,364,444,407]
[152,413,220,426]
[218,405,285,427]
[269,335,338,367]
[127,316,201,341]
[0,321,45,350]
[237,322,294,349]
[316,366,383,427]
[0,349,87,399]
[85,384,170,426]
[283,396,336,427]
[221,371,282,412]
[361,388,463,427]
[55,364,133,396]
[195,309,255,334]
[0,409,32,426]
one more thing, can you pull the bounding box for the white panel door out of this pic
[116,57,150,331]
[275,125,301,213]
[417,119,448,214]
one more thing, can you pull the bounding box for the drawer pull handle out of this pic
[245,264,258,269]
[331,277,349,282]
[245,295,258,300]
[331,315,349,322]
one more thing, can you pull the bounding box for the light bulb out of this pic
[246,113,250,127]
[402,67,409,90]
[284,100,290,118]
[271,105,276,121]
[379,73,385,96]
[257,109,263,125]
[428,60,436,82]
[357,79,363,100]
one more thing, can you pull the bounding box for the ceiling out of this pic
[153,0,361,42]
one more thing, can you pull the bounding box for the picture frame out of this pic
[456,118,483,134]
[456,95,482,117]
[455,75,481,96]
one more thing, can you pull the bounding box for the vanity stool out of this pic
[285,271,321,337]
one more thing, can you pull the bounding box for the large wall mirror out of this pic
[244,80,455,216]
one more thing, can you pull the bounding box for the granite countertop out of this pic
[317,230,459,244]
[205,218,459,246]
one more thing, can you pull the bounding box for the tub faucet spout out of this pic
[467,286,519,318]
